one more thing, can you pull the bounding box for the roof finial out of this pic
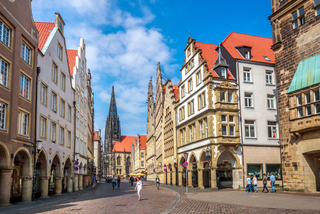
[219,43,221,64]
[189,28,191,38]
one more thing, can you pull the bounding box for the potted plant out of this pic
[223,160,229,163]
[14,159,24,166]
[52,163,59,167]
[202,160,209,163]
[192,162,197,165]
[36,160,45,166]
[64,165,70,170]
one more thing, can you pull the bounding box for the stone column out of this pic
[74,174,79,191]
[0,169,13,206]
[67,176,73,193]
[55,177,62,195]
[40,176,50,198]
[83,176,87,188]
[172,168,177,186]
[187,170,193,188]
[211,168,218,190]
[168,172,171,185]
[198,169,204,189]
[178,171,182,186]
[22,177,33,202]
[79,174,83,190]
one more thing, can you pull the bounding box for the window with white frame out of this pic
[229,125,235,136]
[315,103,320,114]
[0,59,9,88]
[52,63,58,83]
[68,105,71,121]
[196,71,201,85]
[0,21,11,47]
[305,92,311,104]
[268,121,278,139]
[245,93,253,107]
[229,115,234,123]
[189,125,192,142]
[40,117,46,138]
[244,50,251,59]
[61,73,65,91]
[60,127,64,145]
[51,122,56,142]
[181,85,185,97]
[141,152,144,158]
[243,68,251,82]
[221,115,227,122]
[193,124,196,140]
[188,79,193,92]
[67,131,71,147]
[222,125,227,136]
[191,59,194,68]
[52,93,57,112]
[306,105,312,116]
[18,110,29,136]
[228,91,233,103]
[180,129,184,145]
[191,100,194,114]
[267,95,275,109]
[41,84,47,105]
[220,91,226,102]
[80,140,83,154]
[0,102,7,130]
[76,110,79,128]
[221,67,227,78]
[76,137,79,153]
[200,120,203,139]
[298,107,303,118]
[58,44,63,60]
[316,0,320,16]
[245,120,255,138]
[141,161,144,167]
[21,43,31,65]
[60,100,65,117]
[205,118,208,138]
[266,71,273,84]
[20,74,30,100]
[314,90,320,101]
[297,95,302,106]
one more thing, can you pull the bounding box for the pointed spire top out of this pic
[108,86,118,117]
[157,62,161,70]
[189,28,191,38]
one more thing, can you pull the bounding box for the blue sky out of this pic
[32,0,273,140]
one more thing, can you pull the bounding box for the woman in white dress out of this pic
[134,177,143,201]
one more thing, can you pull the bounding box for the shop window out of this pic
[266,164,281,180]
[247,164,263,179]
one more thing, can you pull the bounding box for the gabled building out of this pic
[93,130,102,179]
[67,38,91,191]
[175,37,241,189]
[270,0,320,192]
[0,0,38,205]
[221,32,281,188]
[134,135,147,174]
[35,13,75,197]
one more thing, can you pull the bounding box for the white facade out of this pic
[36,17,74,187]
[69,38,90,175]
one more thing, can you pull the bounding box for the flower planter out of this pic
[15,162,22,166]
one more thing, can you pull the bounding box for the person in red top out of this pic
[117,176,121,189]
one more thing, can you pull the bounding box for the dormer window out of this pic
[264,56,271,61]
[221,67,227,78]
[245,49,251,59]
[187,47,191,56]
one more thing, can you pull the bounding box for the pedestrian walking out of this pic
[112,176,116,189]
[130,176,134,186]
[246,175,251,193]
[117,176,121,189]
[261,173,269,193]
[92,176,97,189]
[270,173,277,193]
[156,176,160,190]
[135,177,143,201]
[252,175,258,192]
[216,174,220,188]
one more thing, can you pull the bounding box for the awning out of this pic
[287,53,320,94]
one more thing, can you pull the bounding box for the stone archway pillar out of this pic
[22,177,33,202]
[187,170,193,188]
[178,171,182,186]
[67,176,73,192]
[0,169,13,206]
[79,174,83,190]
[83,175,87,188]
[172,168,176,186]
[40,176,50,198]
[198,168,204,189]
[55,177,62,195]
[74,174,79,191]
[167,171,171,185]
[211,168,218,190]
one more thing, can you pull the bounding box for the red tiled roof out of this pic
[221,32,275,64]
[112,136,138,152]
[172,85,179,99]
[34,22,55,51]
[67,50,78,75]
[139,135,147,149]
[94,131,99,141]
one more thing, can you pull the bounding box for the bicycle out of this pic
[156,182,160,190]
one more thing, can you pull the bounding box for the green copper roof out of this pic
[41,27,58,55]
[287,52,320,94]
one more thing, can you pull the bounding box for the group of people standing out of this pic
[246,173,277,193]
[112,176,121,189]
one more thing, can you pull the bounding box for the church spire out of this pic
[108,86,118,117]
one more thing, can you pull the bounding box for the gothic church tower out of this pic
[105,86,121,153]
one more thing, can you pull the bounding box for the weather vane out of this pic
[189,28,191,37]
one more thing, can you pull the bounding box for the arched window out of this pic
[117,156,121,165]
